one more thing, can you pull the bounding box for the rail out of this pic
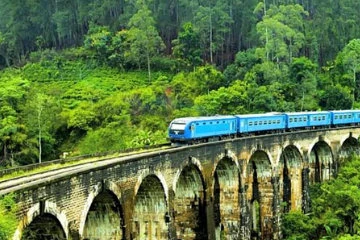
[0,143,171,179]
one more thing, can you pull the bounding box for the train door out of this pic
[190,123,196,138]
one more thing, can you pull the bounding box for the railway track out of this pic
[0,143,172,195]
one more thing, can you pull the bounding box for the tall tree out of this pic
[172,22,202,68]
[0,73,29,165]
[255,3,308,64]
[336,39,360,107]
[193,1,233,64]
[125,1,165,82]
[24,93,60,163]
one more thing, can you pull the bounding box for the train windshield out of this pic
[171,123,186,130]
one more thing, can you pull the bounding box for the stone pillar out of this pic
[167,189,177,239]
[205,187,215,240]
[258,178,273,240]
[240,184,251,240]
[290,168,303,210]
[301,168,311,213]
[271,176,281,240]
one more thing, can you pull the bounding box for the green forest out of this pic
[1,1,360,239]
[283,156,360,240]
[0,0,360,166]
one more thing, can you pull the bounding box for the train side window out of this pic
[196,123,199,125]
[294,118,298,122]
[203,122,206,125]
[335,116,338,120]
[254,121,258,126]
[259,121,263,125]
[223,121,225,123]
[290,118,293,123]
[322,116,325,120]
[303,117,306,121]
[277,120,280,124]
[264,121,267,125]
[249,122,253,126]
[340,115,343,119]
[210,122,213,124]
[348,114,352,118]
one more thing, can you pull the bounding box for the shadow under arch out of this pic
[246,150,273,240]
[14,201,68,240]
[132,174,168,240]
[309,141,333,183]
[21,212,66,240]
[173,163,207,239]
[213,156,241,239]
[82,189,124,240]
[279,145,303,212]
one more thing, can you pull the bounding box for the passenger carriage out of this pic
[306,111,331,128]
[285,112,309,129]
[168,116,237,144]
[330,110,360,126]
[236,113,286,134]
[285,111,331,130]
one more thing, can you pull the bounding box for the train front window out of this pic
[171,123,186,130]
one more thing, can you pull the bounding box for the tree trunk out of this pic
[2,143,7,163]
[209,11,213,64]
[147,51,151,83]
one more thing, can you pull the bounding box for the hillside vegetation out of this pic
[283,156,360,240]
[0,0,360,166]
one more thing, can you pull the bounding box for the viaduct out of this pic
[1,127,360,240]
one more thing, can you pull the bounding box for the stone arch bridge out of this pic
[2,128,360,240]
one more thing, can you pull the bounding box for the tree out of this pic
[0,73,29,165]
[289,57,318,111]
[125,1,165,82]
[193,2,233,64]
[84,24,113,64]
[193,80,249,115]
[254,3,308,64]
[172,22,202,68]
[24,93,60,163]
[336,39,360,107]
[319,85,352,110]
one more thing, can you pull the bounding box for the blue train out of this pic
[168,110,360,144]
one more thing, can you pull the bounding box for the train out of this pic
[168,110,360,144]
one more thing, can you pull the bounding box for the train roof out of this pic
[285,111,330,115]
[171,115,236,124]
[235,112,284,118]
[329,110,360,113]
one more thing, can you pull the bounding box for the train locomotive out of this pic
[168,110,360,144]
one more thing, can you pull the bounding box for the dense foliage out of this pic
[0,1,360,168]
[282,156,360,240]
[0,194,18,239]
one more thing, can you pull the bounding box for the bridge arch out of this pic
[212,153,241,239]
[80,184,124,239]
[132,174,168,239]
[245,150,273,239]
[339,135,360,160]
[133,170,169,204]
[78,182,102,237]
[279,145,304,211]
[173,161,207,239]
[14,201,68,240]
[308,140,334,183]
